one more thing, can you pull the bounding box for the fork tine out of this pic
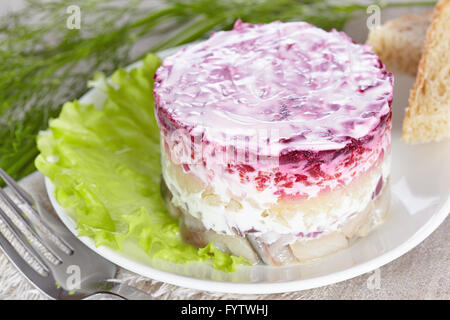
[0,231,47,285]
[12,195,74,256]
[0,207,50,274]
[0,188,36,232]
[0,169,74,255]
[0,188,63,265]
[0,168,34,206]
[0,230,66,300]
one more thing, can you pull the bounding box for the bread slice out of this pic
[402,0,450,144]
[366,11,432,76]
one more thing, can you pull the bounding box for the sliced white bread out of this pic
[366,11,432,76]
[403,0,450,144]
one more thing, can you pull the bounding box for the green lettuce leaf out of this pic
[35,54,249,272]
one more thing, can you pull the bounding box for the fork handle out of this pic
[93,281,156,300]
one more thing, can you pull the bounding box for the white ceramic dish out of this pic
[45,21,449,295]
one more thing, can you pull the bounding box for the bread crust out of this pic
[366,11,432,76]
[402,0,450,143]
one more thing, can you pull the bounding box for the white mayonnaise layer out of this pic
[162,150,391,238]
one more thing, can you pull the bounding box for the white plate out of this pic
[45,17,449,294]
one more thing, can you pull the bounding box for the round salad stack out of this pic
[154,20,393,265]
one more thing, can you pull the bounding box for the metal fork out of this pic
[0,169,154,300]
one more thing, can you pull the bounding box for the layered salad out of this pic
[154,20,393,265]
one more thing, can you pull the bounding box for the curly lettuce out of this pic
[35,54,248,272]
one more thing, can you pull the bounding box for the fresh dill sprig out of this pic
[0,0,437,180]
